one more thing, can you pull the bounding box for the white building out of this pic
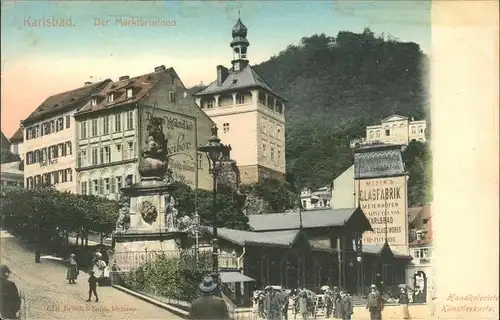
[193,18,286,184]
[351,114,427,148]
[330,164,355,209]
[9,127,24,160]
[300,186,332,210]
[74,66,215,200]
[22,80,112,192]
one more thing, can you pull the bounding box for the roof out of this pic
[75,68,175,117]
[354,144,405,178]
[381,114,408,122]
[408,206,424,224]
[9,127,23,143]
[193,64,285,100]
[0,161,23,175]
[23,80,112,125]
[203,227,300,247]
[248,208,363,232]
[0,132,10,150]
[219,271,255,283]
[363,243,412,260]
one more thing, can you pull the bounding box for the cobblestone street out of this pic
[1,230,181,319]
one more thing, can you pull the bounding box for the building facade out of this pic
[300,186,332,210]
[0,161,24,187]
[406,204,433,303]
[351,114,427,148]
[9,127,24,160]
[74,66,215,200]
[193,18,286,185]
[22,80,112,192]
[331,164,356,209]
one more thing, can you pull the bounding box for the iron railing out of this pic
[110,249,239,272]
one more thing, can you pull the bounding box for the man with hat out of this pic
[366,284,383,320]
[0,265,21,320]
[188,276,229,320]
[339,289,353,320]
[263,286,282,320]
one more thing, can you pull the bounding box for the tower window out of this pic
[236,93,245,104]
[223,123,229,133]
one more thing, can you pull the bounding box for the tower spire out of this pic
[230,16,249,71]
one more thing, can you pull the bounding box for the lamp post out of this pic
[197,124,231,274]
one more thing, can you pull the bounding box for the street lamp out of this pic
[197,124,231,274]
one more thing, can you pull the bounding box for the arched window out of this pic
[376,130,380,138]
[369,131,374,138]
[385,126,390,136]
[419,126,423,133]
[411,126,416,134]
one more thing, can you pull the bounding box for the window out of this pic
[103,116,110,134]
[66,115,71,129]
[270,147,274,160]
[90,98,97,107]
[58,144,64,157]
[108,93,114,103]
[50,121,55,133]
[223,123,229,133]
[411,126,416,134]
[197,153,203,169]
[376,130,380,138]
[115,114,122,132]
[236,93,245,104]
[81,181,88,195]
[416,230,423,241]
[127,110,134,130]
[116,176,122,190]
[278,149,281,162]
[60,169,67,183]
[81,150,87,166]
[262,144,266,158]
[61,143,67,157]
[99,179,104,195]
[369,131,374,139]
[35,175,41,186]
[92,148,98,165]
[126,88,133,98]
[103,146,111,163]
[277,128,281,140]
[302,200,307,208]
[66,142,72,155]
[419,126,423,133]
[128,142,134,159]
[41,148,48,161]
[385,126,390,136]
[91,119,98,137]
[80,121,87,139]
[169,91,176,103]
[104,178,110,194]
[207,100,214,108]
[56,117,64,131]
[35,125,40,138]
[261,123,266,134]
[34,150,40,163]
[52,171,59,184]
[93,179,99,195]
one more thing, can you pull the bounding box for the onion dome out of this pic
[232,18,247,38]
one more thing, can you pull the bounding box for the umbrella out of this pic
[320,285,330,291]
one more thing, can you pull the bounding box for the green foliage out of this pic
[252,30,429,189]
[403,141,432,206]
[122,253,210,301]
[0,149,21,164]
[240,177,297,213]
[0,185,119,245]
[170,181,250,230]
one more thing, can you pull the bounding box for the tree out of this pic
[403,141,432,206]
[241,177,297,214]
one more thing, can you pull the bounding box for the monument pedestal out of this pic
[112,179,189,272]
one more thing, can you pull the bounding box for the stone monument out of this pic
[112,115,192,272]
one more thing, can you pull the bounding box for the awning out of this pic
[219,271,256,283]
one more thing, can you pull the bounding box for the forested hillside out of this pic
[190,28,430,194]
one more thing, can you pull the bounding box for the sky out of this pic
[1,0,430,137]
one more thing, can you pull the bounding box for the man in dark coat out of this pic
[0,265,21,320]
[339,290,353,320]
[366,284,383,320]
[333,286,341,318]
[189,276,229,320]
[263,286,282,320]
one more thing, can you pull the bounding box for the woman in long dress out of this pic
[398,288,410,319]
[66,253,78,284]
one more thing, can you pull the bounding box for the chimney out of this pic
[216,65,229,86]
[119,75,130,81]
[84,81,93,86]
[154,65,166,72]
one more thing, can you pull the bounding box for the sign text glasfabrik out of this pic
[144,110,197,186]
[357,176,408,254]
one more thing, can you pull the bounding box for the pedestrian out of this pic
[0,265,21,320]
[333,286,341,318]
[281,289,289,320]
[297,289,309,320]
[35,248,41,263]
[66,253,78,284]
[263,286,282,320]
[188,276,229,320]
[86,271,99,302]
[366,284,383,320]
[398,287,410,319]
[339,290,353,320]
[324,288,334,318]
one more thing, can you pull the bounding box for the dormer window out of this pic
[207,99,214,108]
[236,93,245,104]
[90,98,97,107]
[108,93,114,103]
[126,88,133,98]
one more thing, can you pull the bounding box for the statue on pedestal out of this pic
[115,175,133,232]
[138,116,169,180]
[164,193,179,230]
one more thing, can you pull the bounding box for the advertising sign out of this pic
[142,108,197,188]
[357,175,408,255]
